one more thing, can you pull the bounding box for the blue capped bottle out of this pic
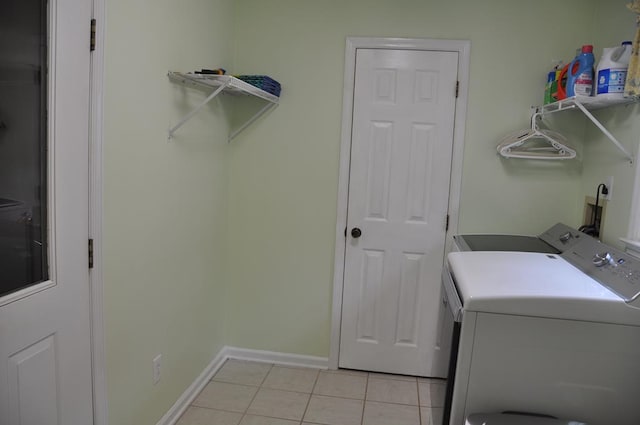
[566,45,595,97]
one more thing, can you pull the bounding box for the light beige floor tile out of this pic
[418,381,446,407]
[247,388,310,421]
[176,406,242,425]
[239,415,299,425]
[368,372,417,382]
[366,377,419,405]
[363,401,420,425]
[303,395,364,425]
[420,407,444,425]
[213,360,272,386]
[313,370,367,399]
[192,381,258,412]
[262,365,319,393]
[432,407,443,424]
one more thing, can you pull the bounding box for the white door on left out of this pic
[0,0,94,424]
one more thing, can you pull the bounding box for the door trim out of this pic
[329,37,470,370]
[89,0,107,423]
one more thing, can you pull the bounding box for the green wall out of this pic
[225,0,598,357]
[102,1,233,424]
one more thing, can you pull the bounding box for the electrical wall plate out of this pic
[603,176,613,201]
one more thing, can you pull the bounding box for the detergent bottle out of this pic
[557,45,595,99]
[596,41,632,99]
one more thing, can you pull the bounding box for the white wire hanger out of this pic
[497,111,576,160]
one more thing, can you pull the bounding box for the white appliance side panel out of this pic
[463,313,640,425]
[449,312,477,425]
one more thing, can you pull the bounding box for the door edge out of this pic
[329,36,471,370]
[89,0,108,423]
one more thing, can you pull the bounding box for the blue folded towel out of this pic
[236,75,281,97]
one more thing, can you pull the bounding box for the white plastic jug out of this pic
[596,41,632,98]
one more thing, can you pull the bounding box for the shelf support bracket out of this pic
[168,80,232,140]
[572,99,634,163]
[228,102,278,142]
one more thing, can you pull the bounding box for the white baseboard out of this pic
[155,347,228,425]
[155,346,328,425]
[224,346,329,369]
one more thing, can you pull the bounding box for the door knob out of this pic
[351,227,362,238]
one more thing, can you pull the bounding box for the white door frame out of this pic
[329,37,470,370]
[89,0,107,423]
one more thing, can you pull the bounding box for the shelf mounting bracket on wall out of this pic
[167,72,280,142]
[168,79,231,140]
[541,96,635,163]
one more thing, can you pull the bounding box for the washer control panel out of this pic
[539,223,585,253]
[561,236,640,302]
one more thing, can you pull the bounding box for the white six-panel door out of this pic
[0,0,94,424]
[339,48,458,377]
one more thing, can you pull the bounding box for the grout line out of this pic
[307,392,366,402]
[299,369,321,424]
[188,405,252,415]
[211,377,263,387]
[204,381,263,390]
[259,363,275,387]
[363,399,421,407]
[242,364,273,421]
[303,393,369,404]
[239,413,308,423]
[416,378,422,425]
[360,372,369,425]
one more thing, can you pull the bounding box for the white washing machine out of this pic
[442,225,640,425]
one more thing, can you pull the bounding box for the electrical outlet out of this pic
[152,354,162,385]
[603,176,613,201]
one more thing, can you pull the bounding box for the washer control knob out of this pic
[559,232,573,242]
[593,252,613,267]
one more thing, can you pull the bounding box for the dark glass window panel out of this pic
[0,0,48,296]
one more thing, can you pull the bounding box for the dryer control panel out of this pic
[561,235,640,303]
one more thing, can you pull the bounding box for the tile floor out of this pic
[176,359,445,425]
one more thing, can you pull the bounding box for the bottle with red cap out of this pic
[566,45,595,97]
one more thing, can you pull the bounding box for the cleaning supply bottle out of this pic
[556,63,570,100]
[544,62,563,104]
[596,41,632,98]
[544,70,555,104]
[551,64,563,100]
[558,45,595,98]
[568,45,595,97]
[551,62,563,102]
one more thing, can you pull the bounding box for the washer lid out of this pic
[454,234,559,253]
[466,413,587,425]
[447,251,640,325]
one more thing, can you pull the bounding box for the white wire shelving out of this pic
[541,95,637,163]
[167,71,280,142]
